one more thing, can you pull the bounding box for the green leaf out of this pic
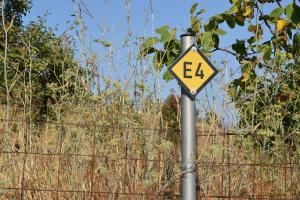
[190,3,198,14]
[170,39,180,55]
[143,37,159,48]
[232,40,246,58]
[94,39,112,47]
[191,16,200,33]
[285,3,294,19]
[223,14,236,29]
[163,71,173,81]
[204,18,217,31]
[214,14,225,23]
[229,0,242,13]
[196,9,205,15]
[270,7,284,20]
[156,25,174,42]
[293,33,300,49]
[214,28,227,35]
[232,78,241,88]
[262,44,272,63]
[164,39,180,53]
[247,36,255,44]
[161,33,173,42]
[156,25,169,33]
[212,34,219,48]
[166,55,176,67]
[202,32,213,49]
[285,3,300,25]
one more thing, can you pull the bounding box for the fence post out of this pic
[180,34,196,200]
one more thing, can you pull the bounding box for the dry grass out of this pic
[0,100,299,200]
[0,1,299,199]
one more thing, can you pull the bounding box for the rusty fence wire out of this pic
[0,102,299,200]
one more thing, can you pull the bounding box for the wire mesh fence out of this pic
[0,102,299,200]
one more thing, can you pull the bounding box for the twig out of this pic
[210,47,236,56]
[275,0,282,7]
[255,1,289,52]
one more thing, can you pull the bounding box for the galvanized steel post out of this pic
[180,34,196,200]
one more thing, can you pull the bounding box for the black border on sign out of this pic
[168,44,218,99]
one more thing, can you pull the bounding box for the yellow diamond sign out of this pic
[168,44,218,97]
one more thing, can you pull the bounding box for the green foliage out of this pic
[201,31,214,49]
[163,71,173,81]
[142,37,159,49]
[190,3,198,15]
[140,25,179,81]
[212,0,300,152]
[162,95,180,144]
[0,1,87,116]
[155,25,176,42]
[140,0,300,153]
[214,28,227,36]
[285,2,300,25]
[269,7,284,20]
[1,0,31,26]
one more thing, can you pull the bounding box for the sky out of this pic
[22,1,246,54]
[21,0,291,125]
[23,1,231,36]
[22,0,283,49]
[22,0,236,91]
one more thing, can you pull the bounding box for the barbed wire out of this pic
[0,99,234,111]
[0,118,167,132]
[0,187,297,200]
[0,100,165,110]
[0,151,161,162]
[197,195,297,200]
[0,102,298,199]
[0,187,160,197]
[2,117,297,138]
[0,118,239,135]
[196,162,299,168]
[0,150,298,169]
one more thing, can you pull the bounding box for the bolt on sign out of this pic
[168,44,218,97]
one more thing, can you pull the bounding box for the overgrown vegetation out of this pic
[0,0,299,199]
[0,0,88,116]
[141,0,300,155]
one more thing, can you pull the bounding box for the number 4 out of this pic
[195,63,204,79]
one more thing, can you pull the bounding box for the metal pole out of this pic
[180,34,196,200]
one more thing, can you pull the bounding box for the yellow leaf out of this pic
[276,19,287,32]
[243,6,253,17]
[241,72,249,82]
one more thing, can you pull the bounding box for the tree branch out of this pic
[210,47,258,57]
[255,2,289,52]
[209,47,236,56]
[255,2,275,35]
[275,0,282,7]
